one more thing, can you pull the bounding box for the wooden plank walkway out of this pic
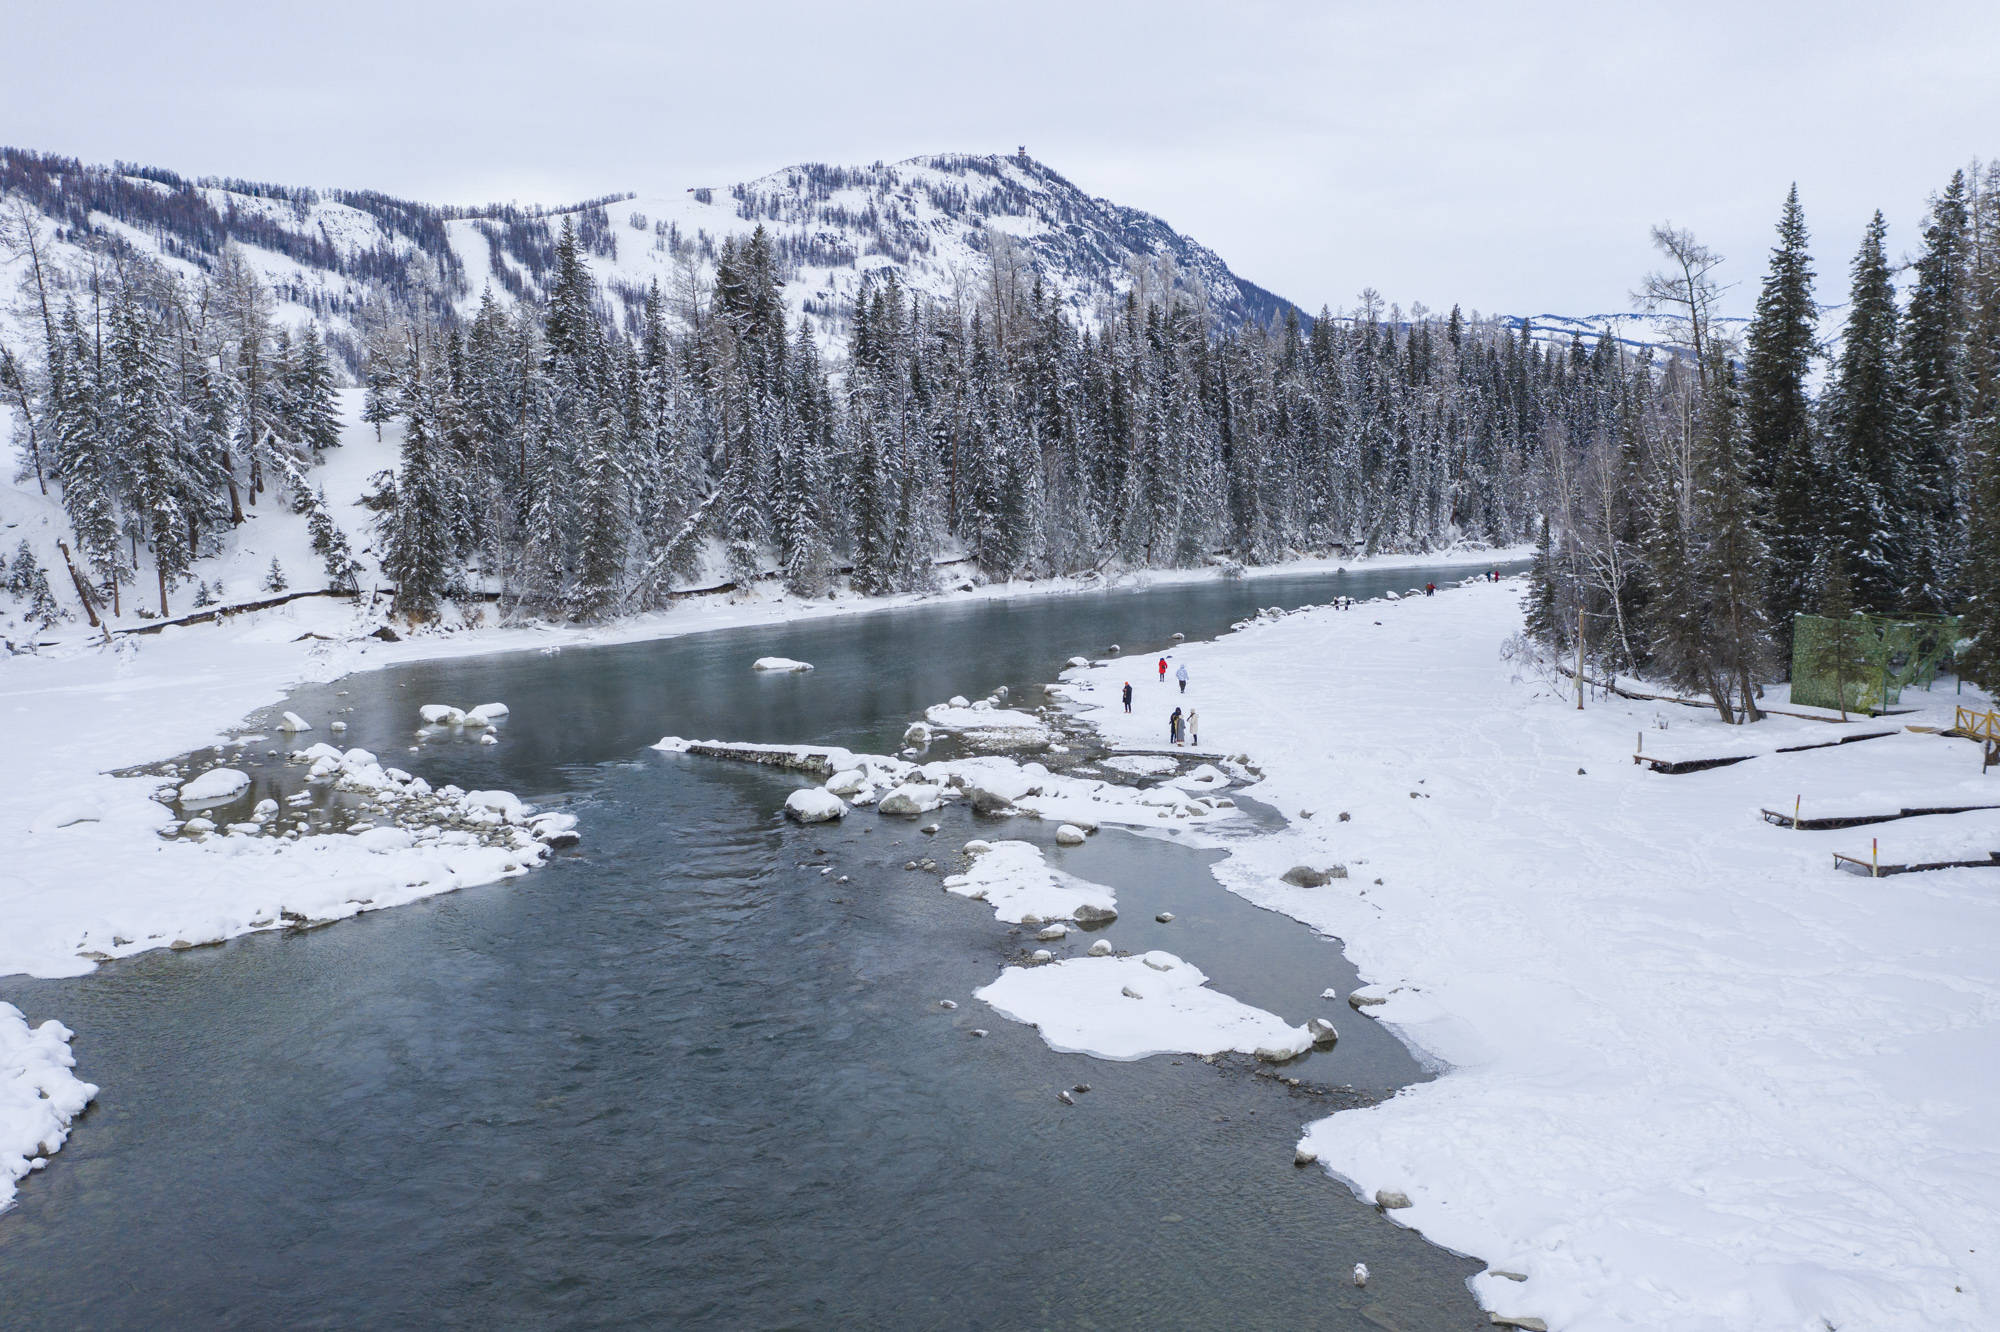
[1831,849,2000,877]
[1635,729,1896,775]
[1760,802,2000,831]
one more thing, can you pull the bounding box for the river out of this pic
[0,562,1521,1329]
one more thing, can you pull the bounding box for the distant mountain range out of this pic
[1,145,1762,372]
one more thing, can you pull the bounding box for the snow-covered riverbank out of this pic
[0,546,1513,1212]
[1057,578,2000,1330]
[0,546,1513,982]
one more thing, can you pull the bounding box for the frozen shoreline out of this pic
[1055,578,2000,1330]
[1,543,1517,982]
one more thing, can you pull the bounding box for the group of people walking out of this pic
[1123,656,1197,745]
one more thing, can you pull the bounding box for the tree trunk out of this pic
[222,444,244,524]
[55,540,101,628]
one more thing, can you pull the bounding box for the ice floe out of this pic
[976,951,1313,1062]
[0,1004,97,1214]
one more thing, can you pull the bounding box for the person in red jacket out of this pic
[1157,657,1167,683]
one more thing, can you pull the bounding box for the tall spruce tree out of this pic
[1898,172,1972,610]
[1742,185,1819,643]
[1821,212,1903,610]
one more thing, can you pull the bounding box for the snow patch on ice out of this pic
[0,1004,97,1214]
[943,840,1115,924]
[976,952,1312,1062]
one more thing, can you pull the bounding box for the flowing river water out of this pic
[0,562,1523,1329]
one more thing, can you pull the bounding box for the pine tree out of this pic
[382,391,454,620]
[1523,515,1564,647]
[1821,212,1903,610]
[1693,355,1772,721]
[263,556,288,594]
[570,402,628,620]
[1899,172,1972,611]
[107,289,192,615]
[288,324,343,454]
[306,488,363,593]
[1741,185,1819,642]
[6,542,62,627]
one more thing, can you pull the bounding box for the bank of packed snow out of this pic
[977,951,1314,1062]
[1058,578,2000,1330]
[0,1004,96,1214]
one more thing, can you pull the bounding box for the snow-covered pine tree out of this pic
[777,322,834,597]
[1821,212,1904,611]
[47,303,126,612]
[382,382,455,621]
[263,556,288,594]
[305,487,363,592]
[287,323,343,455]
[1959,162,2000,687]
[6,542,62,627]
[570,400,629,620]
[107,287,194,615]
[1693,353,1772,721]
[1742,185,1819,640]
[1898,171,1972,612]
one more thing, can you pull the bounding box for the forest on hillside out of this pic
[3,156,1996,712]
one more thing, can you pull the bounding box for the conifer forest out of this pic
[6,158,1999,713]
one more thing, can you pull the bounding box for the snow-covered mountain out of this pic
[0,147,1301,368]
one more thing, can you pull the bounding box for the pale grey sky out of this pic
[6,0,1997,317]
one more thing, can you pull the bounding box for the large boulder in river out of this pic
[878,783,946,816]
[785,788,847,823]
[178,768,250,807]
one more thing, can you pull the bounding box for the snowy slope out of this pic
[0,147,1301,372]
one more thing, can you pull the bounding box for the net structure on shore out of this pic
[1789,612,1961,715]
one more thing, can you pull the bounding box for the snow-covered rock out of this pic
[1054,823,1087,845]
[278,711,312,732]
[177,768,250,806]
[785,788,847,823]
[418,704,467,726]
[878,783,946,816]
[354,827,415,853]
[752,657,814,673]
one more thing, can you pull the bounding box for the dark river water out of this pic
[0,563,1519,1330]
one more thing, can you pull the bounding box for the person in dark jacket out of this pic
[1169,706,1183,745]
[1122,682,1133,713]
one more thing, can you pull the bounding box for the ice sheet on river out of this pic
[976,951,1313,1062]
[943,839,1115,925]
[0,1003,97,1215]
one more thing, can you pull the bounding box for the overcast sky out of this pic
[7,1,1997,318]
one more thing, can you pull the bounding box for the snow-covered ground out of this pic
[1056,580,2000,1331]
